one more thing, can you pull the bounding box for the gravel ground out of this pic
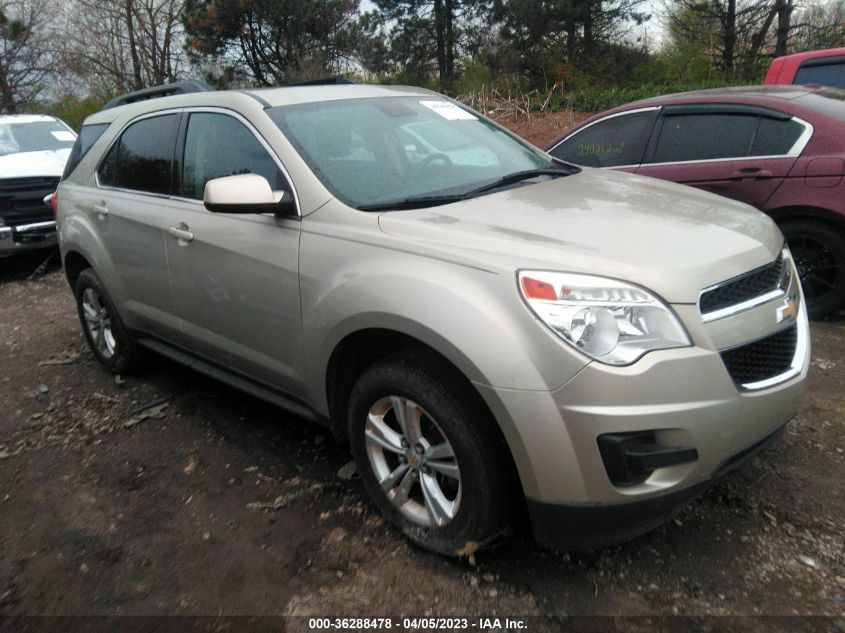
[0,114,843,631]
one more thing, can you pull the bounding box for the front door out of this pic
[164,110,304,397]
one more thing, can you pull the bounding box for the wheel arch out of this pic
[63,249,93,289]
[60,211,130,319]
[771,208,845,317]
[768,206,845,233]
[324,324,485,437]
[323,325,528,504]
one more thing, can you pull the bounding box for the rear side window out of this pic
[550,111,655,168]
[181,112,287,200]
[652,114,758,163]
[650,113,806,163]
[750,118,805,156]
[62,123,108,180]
[795,62,845,89]
[98,114,179,195]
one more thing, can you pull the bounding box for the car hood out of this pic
[0,149,70,178]
[377,168,782,304]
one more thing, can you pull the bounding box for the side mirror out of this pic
[203,173,295,215]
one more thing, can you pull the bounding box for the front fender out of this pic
[299,226,588,415]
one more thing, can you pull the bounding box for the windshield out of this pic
[269,97,559,209]
[0,119,76,157]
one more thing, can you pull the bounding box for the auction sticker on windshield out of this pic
[419,100,477,120]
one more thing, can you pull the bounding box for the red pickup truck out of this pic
[764,48,845,89]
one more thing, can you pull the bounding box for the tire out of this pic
[780,220,845,319]
[348,351,516,556]
[74,269,140,373]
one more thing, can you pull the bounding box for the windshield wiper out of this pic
[465,168,572,196]
[356,166,575,211]
[357,194,467,211]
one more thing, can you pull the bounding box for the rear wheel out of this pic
[781,220,845,319]
[74,269,140,373]
[348,352,515,555]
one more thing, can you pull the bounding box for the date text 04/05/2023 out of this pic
[307,617,528,630]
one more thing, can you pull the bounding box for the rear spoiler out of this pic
[102,81,214,110]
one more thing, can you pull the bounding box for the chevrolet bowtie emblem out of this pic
[776,296,798,324]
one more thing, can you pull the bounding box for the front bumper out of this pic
[474,270,809,549]
[0,220,57,255]
[476,340,806,501]
[526,424,785,550]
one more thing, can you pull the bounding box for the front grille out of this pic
[700,253,785,315]
[0,176,59,225]
[720,325,797,385]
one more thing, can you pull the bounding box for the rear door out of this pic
[163,109,304,397]
[635,106,810,209]
[85,112,181,338]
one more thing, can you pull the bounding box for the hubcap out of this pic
[364,396,461,528]
[82,287,116,359]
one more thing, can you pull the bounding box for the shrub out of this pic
[550,80,744,112]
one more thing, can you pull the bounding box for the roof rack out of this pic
[286,77,357,87]
[101,80,214,110]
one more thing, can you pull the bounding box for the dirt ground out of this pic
[0,116,843,631]
[495,111,591,147]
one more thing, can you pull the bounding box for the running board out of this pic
[137,337,322,423]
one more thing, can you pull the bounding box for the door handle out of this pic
[730,168,773,180]
[167,223,194,243]
[93,202,109,217]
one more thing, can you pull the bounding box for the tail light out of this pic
[51,191,59,220]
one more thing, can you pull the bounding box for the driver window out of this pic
[182,112,289,200]
[550,111,655,168]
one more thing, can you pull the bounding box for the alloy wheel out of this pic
[364,396,461,528]
[81,287,117,359]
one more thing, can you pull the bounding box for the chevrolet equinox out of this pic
[56,83,809,554]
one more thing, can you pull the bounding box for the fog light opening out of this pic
[598,432,699,487]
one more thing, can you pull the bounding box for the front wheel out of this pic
[348,352,515,555]
[781,220,845,319]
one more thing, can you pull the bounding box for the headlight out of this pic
[518,271,691,365]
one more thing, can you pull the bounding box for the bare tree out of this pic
[133,0,185,84]
[62,0,186,97]
[0,0,55,113]
[774,0,795,57]
[791,0,845,52]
